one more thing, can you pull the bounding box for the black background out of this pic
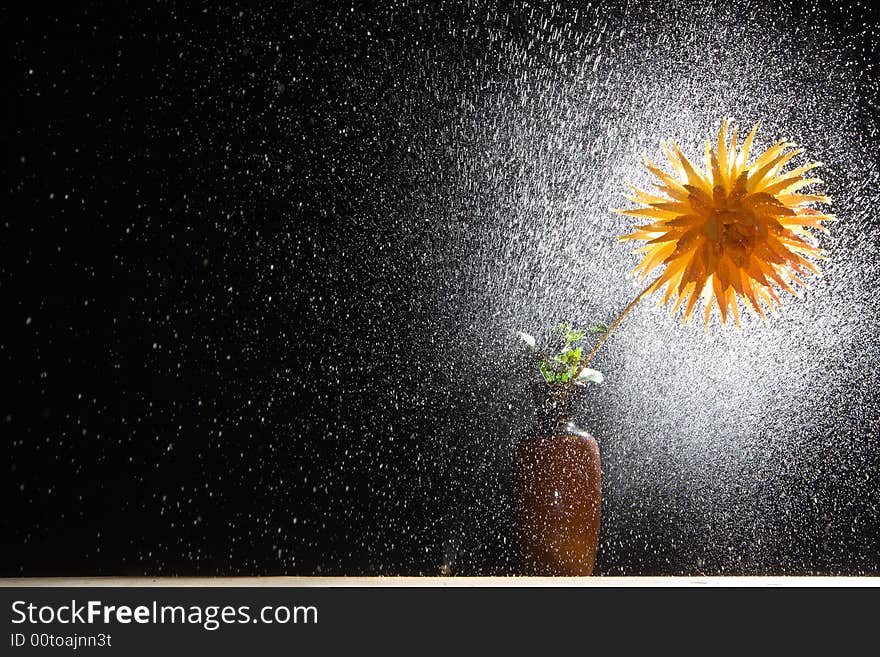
[3,1,880,577]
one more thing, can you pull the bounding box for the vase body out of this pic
[515,385,601,576]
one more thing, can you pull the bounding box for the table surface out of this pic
[1,576,877,587]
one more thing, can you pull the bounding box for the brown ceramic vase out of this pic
[515,384,601,576]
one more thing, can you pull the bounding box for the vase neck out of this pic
[531,383,589,437]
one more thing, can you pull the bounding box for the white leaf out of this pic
[514,331,536,349]
[575,368,604,384]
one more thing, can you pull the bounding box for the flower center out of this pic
[701,197,759,258]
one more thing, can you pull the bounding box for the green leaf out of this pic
[565,328,586,343]
[559,347,582,366]
[553,321,586,345]
[588,323,609,334]
[537,357,558,383]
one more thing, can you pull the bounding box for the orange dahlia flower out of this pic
[616,119,833,327]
